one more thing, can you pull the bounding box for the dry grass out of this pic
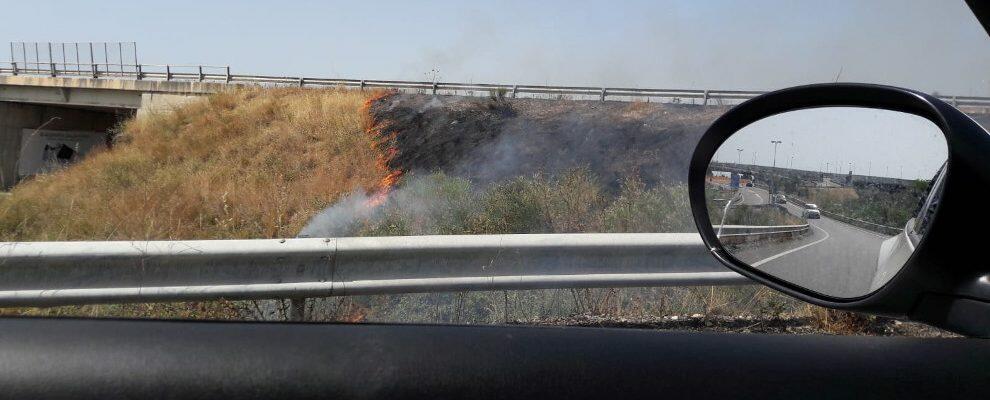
[0,87,385,241]
[804,306,874,334]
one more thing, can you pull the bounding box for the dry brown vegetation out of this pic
[0,87,385,241]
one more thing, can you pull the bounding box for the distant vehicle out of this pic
[804,209,821,219]
[772,194,787,204]
[805,203,819,210]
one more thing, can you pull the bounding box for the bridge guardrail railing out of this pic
[5,61,990,108]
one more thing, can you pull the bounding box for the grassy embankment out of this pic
[0,87,385,318]
[0,87,384,241]
[0,89,872,334]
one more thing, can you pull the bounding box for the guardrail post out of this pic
[511,85,518,98]
[165,64,171,81]
[198,65,204,81]
[91,64,98,78]
[432,82,438,95]
[225,66,231,83]
[360,80,366,91]
[50,62,57,77]
[135,64,142,80]
[299,77,305,87]
[10,62,17,76]
[288,298,306,321]
[702,90,709,106]
[600,88,607,102]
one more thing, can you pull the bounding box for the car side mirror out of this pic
[689,83,990,337]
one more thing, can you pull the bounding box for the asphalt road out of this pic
[726,187,894,298]
[737,186,766,205]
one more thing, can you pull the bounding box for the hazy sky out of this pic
[714,107,948,180]
[2,1,989,95]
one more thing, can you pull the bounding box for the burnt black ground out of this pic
[368,93,728,189]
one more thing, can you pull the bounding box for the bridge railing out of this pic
[4,61,990,108]
[2,61,233,82]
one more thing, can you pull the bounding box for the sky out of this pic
[714,107,948,180]
[2,0,990,95]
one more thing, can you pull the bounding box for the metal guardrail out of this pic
[4,61,990,108]
[818,210,902,236]
[715,224,811,245]
[715,224,810,235]
[0,233,748,308]
[785,196,901,236]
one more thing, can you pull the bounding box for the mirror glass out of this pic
[706,107,947,298]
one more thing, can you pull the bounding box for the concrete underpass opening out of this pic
[0,101,133,190]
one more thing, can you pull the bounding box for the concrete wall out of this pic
[0,102,125,189]
[138,93,205,117]
[18,129,106,177]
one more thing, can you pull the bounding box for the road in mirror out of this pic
[706,107,947,298]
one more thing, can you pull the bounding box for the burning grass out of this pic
[362,90,404,207]
[0,87,387,241]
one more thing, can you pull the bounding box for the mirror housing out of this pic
[689,83,990,337]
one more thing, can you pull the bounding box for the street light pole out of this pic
[770,140,781,195]
[736,148,743,165]
[770,140,782,167]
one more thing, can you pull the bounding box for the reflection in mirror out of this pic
[706,107,947,298]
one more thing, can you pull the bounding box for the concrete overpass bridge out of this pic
[710,161,920,190]
[0,74,227,189]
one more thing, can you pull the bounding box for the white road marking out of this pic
[747,188,763,203]
[750,224,831,267]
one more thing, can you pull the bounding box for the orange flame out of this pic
[361,90,403,208]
